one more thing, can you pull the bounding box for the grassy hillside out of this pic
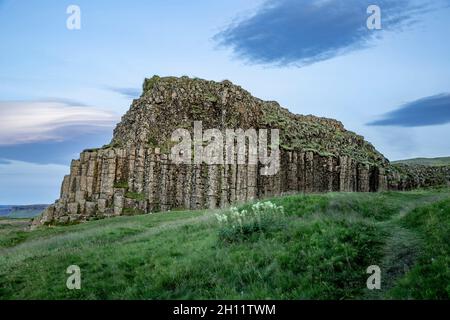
[392,156,450,167]
[0,188,449,300]
[0,205,47,219]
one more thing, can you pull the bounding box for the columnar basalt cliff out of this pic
[32,76,450,227]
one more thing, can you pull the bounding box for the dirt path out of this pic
[364,192,450,299]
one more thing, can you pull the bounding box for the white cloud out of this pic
[0,101,118,145]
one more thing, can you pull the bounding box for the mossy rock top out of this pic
[111,76,388,166]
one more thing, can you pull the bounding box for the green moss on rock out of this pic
[125,191,145,201]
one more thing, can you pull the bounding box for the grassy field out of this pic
[0,188,449,300]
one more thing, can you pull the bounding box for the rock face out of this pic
[32,76,450,227]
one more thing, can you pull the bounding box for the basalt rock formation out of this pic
[32,76,450,227]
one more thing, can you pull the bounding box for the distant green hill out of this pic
[0,205,48,218]
[392,157,450,167]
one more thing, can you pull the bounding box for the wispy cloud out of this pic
[0,100,118,145]
[0,132,112,165]
[368,93,450,127]
[107,87,141,99]
[215,0,440,66]
[37,98,90,107]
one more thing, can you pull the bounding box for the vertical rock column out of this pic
[304,152,314,193]
[357,163,371,192]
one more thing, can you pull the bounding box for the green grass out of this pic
[114,181,129,189]
[388,198,450,299]
[124,191,145,201]
[122,207,145,216]
[0,188,449,300]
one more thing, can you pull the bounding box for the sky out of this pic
[0,0,449,204]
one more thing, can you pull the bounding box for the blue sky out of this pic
[0,0,449,204]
